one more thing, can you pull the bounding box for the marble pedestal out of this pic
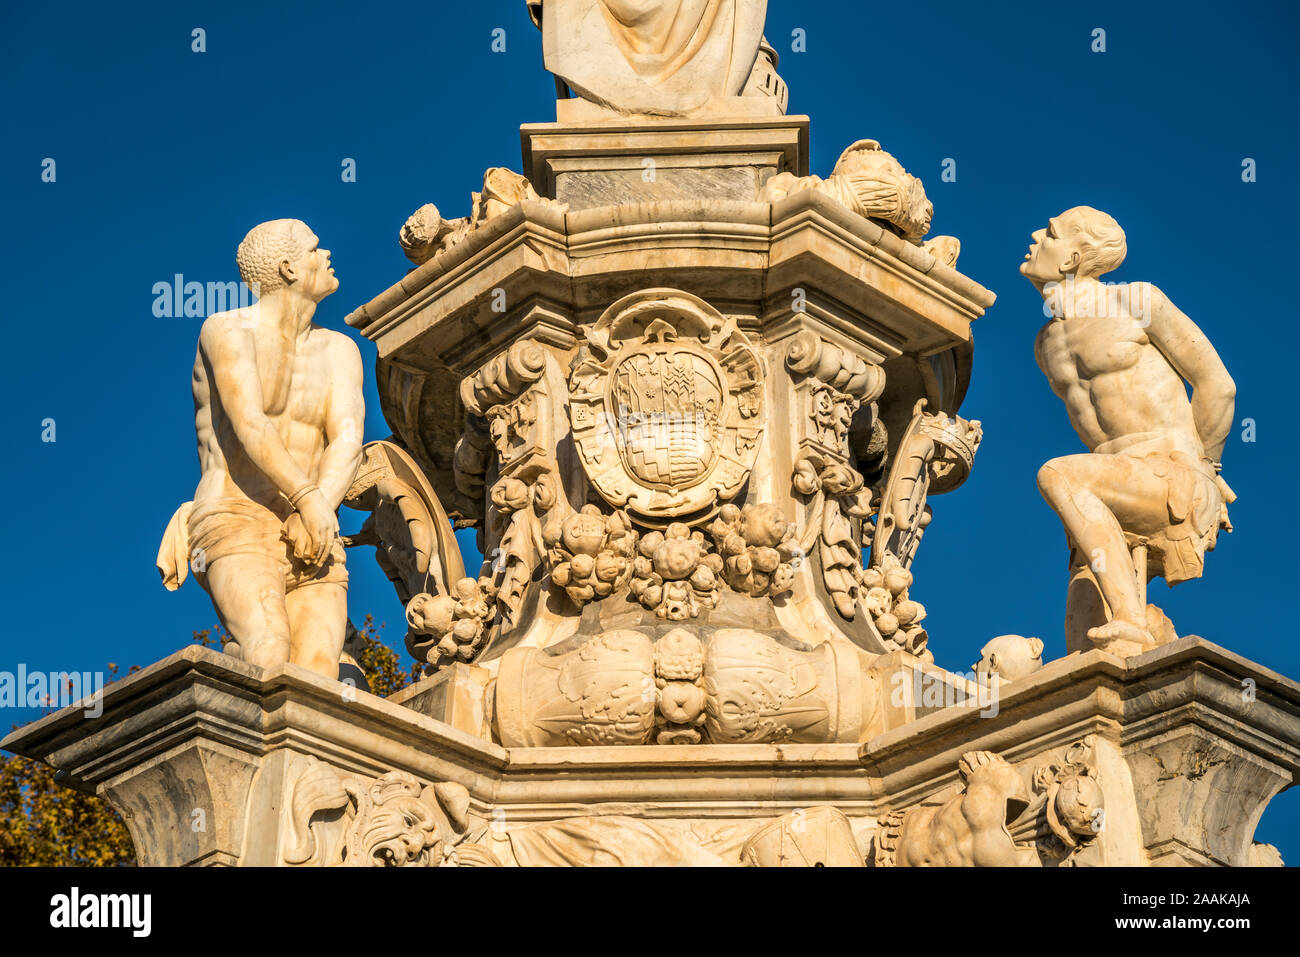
[5,637,1294,866]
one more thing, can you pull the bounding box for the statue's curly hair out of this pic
[235,219,314,297]
[1064,206,1127,278]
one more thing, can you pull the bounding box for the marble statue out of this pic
[874,751,1038,867]
[761,140,935,243]
[760,139,963,267]
[528,0,783,116]
[974,634,1044,684]
[398,167,564,266]
[157,219,365,678]
[1022,206,1237,656]
[9,2,1297,874]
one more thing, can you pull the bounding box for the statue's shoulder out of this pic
[1035,318,1062,351]
[197,308,253,352]
[313,325,364,365]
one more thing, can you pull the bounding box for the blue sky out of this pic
[2,1,1296,856]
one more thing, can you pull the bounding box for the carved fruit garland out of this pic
[544,504,638,605]
[792,451,875,620]
[630,523,722,621]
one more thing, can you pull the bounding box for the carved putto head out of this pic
[831,140,934,242]
[399,204,454,265]
[974,634,1045,684]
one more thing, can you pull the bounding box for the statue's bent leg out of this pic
[202,554,291,670]
[1037,454,1168,637]
[1064,557,1108,655]
[286,581,348,680]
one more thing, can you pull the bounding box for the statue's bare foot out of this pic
[1087,619,1156,657]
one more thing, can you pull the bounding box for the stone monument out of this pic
[1022,206,1237,658]
[4,3,1296,868]
[156,219,365,679]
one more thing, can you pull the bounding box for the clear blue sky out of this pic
[2,1,1296,857]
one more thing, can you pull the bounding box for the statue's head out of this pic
[974,634,1045,684]
[831,139,933,242]
[1021,206,1127,284]
[236,219,338,302]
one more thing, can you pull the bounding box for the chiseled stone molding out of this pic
[5,637,1294,865]
[862,637,1300,867]
[345,191,994,370]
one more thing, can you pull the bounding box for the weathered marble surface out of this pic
[29,1,1291,869]
[1023,207,1237,657]
[4,638,1293,866]
[157,219,364,680]
[531,0,781,117]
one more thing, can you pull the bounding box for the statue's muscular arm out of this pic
[199,314,315,498]
[1142,283,1237,462]
[317,333,365,510]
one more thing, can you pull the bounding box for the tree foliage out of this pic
[351,614,423,698]
[0,618,413,866]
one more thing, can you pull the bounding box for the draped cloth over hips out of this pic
[187,497,348,591]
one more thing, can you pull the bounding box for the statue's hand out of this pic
[292,490,338,567]
[281,513,314,564]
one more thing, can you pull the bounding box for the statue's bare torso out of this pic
[193,310,354,511]
[1035,284,1205,462]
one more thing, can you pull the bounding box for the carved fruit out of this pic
[884,566,912,597]
[742,504,789,547]
[1054,775,1105,836]
[491,478,530,512]
[407,593,457,636]
[541,516,564,547]
[562,509,607,555]
[571,553,595,580]
[770,565,794,594]
[876,613,900,637]
[894,599,924,626]
[654,630,704,680]
[658,682,706,725]
[722,532,746,557]
[594,554,622,583]
[863,586,892,617]
[655,540,700,580]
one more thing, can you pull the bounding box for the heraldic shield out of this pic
[569,289,765,524]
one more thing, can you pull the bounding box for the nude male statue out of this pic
[1021,206,1236,655]
[158,219,365,678]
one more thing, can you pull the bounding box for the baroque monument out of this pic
[5,0,1297,868]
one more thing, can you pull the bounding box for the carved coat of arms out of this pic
[569,290,764,523]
